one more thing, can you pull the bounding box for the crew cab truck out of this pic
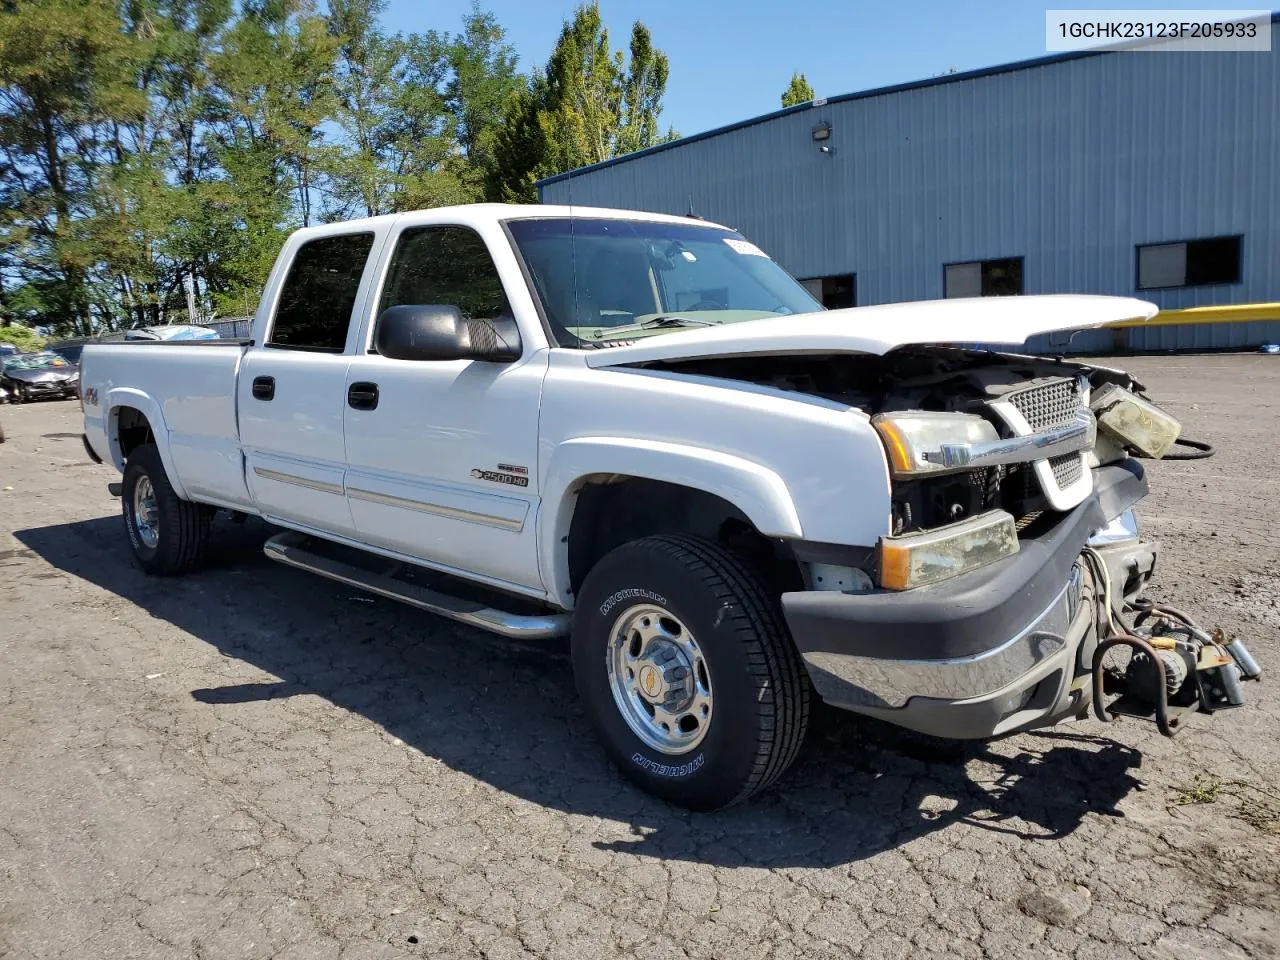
[81,204,1258,810]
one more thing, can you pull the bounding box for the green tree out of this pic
[780,71,815,108]
[87,1,240,330]
[487,2,675,202]
[485,81,550,202]
[444,4,519,196]
[0,2,678,331]
[326,0,408,217]
[325,0,514,217]
[206,0,336,311]
[616,22,670,155]
[0,0,148,335]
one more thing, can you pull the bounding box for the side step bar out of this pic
[263,531,571,640]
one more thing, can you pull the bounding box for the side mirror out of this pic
[374,305,521,363]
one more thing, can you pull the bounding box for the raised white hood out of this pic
[583,295,1158,367]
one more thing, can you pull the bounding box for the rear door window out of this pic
[268,233,376,351]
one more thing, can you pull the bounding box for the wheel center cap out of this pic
[638,664,663,699]
[635,641,694,710]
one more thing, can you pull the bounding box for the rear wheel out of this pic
[572,535,810,810]
[121,443,211,575]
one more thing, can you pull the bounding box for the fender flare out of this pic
[538,436,803,605]
[104,387,191,501]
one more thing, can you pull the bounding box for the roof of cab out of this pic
[288,203,733,242]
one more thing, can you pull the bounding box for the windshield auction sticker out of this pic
[1046,10,1271,51]
[723,238,768,257]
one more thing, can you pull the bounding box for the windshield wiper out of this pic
[592,315,719,340]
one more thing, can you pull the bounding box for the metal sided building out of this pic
[538,16,1280,352]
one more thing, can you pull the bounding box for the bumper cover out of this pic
[783,461,1154,738]
[16,379,76,395]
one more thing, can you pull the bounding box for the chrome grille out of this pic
[1007,378,1080,430]
[1050,453,1083,487]
[989,375,1091,510]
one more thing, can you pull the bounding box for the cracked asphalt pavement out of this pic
[1,353,1278,959]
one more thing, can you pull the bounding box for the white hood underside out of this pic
[583,295,1158,367]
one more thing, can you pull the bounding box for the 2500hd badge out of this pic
[470,465,529,487]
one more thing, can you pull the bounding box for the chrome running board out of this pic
[263,531,570,640]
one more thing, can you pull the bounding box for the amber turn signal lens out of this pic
[874,419,915,474]
[871,412,1001,477]
[878,510,1019,590]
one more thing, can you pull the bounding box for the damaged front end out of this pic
[648,346,1261,740]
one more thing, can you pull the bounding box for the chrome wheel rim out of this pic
[132,475,159,550]
[607,604,713,755]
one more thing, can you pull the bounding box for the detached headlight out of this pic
[871,412,1000,476]
[878,510,1019,590]
[1090,384,1180,459]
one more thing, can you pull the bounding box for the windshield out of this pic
[506,218,821,347]
[5,352,72,371]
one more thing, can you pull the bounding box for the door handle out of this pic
[347,381,379,411]
[252,376,275,401]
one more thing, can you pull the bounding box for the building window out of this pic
[798,274,856,309]
[1137,236,1242,290]
[944,258,1023,298]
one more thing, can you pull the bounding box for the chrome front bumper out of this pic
[801,572,1079,709]
[797,535,1156,740]
[782,463,1158,741]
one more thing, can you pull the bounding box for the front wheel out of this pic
[572,535,810,810]
[121,443,211,575]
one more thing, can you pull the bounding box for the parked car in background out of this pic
[124,324,220,342]
[1,351,80,402]
[0,343,20,360]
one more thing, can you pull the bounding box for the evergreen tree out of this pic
[781,71,815,107]
[487,2,675,202]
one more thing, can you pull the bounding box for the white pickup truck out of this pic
[81,204,1259,809]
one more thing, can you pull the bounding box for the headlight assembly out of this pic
[871,412,1000,476]
[1090,384,1180,459]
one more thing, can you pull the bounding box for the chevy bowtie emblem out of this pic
[639,665,659,697]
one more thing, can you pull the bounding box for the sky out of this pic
[381,0,1269,138]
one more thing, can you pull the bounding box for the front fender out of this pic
[105,387,191,501]
[538,436,803,605]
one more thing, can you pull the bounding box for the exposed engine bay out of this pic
[636,347,1157,534]
[633,345,1141,414]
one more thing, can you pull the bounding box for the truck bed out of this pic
[81,340,253,509]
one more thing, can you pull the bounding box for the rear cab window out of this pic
[268,233,376,351]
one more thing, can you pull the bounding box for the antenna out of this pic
[685,195,703,220]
